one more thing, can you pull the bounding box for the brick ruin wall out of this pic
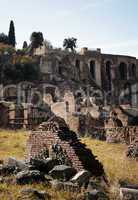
[26,130,84,171]
[26,120,104,176]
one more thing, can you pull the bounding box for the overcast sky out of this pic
[1,0,138,57]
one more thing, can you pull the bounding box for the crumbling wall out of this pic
[106,126,138,144]
[26,117,104,176]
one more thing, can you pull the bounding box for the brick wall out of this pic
[26,118,104,176]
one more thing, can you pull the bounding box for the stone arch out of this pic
[119,62,127,80]
[55,56,62,75]
[58,61,62,75]
[123,82,132,104]
[130,63,136,78]
[75,59,80,70]
[65,101,69,112]
[105,61,112,90]
[89,60,95,79]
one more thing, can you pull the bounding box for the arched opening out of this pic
[65,101,69,112]
[90,60,95,79]
[123,82,132,105]
[105,61,112,90]
[119,62,127,80]
[76,59,80,69]
[131,64,136,78]
[58,61,62,75]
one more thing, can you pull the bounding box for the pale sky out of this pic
[1,0,138,57]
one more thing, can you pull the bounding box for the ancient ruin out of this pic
[27,116,104,176]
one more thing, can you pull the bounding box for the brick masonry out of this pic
[26,117,104,176]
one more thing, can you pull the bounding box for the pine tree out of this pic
[8,20,16,47]
[23,41,28,49]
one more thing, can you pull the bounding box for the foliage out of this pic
[30,32,44,52]
[3,61,39,83]
[22,41,28,49]
[8,20,16,47]
[0,33,9,45]
[63,37,77,52]
[0,43,15,55]
[44,39,53,49]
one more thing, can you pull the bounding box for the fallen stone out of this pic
[0,164,15,176]
[85,189,109,200]
[16,170,46,184]
[20,188,51,200]
[126,140,138,159]
[0,177,3,183]
[30,158,58,173]
[120,187,138,200]
[87,178,108,192]
[50,180,79,192]
[49,165,76,181]
[71,170,91,187]
[4,157,28,172]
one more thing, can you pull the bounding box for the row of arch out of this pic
[75,59,137,81]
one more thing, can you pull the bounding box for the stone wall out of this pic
[106,126,138,144]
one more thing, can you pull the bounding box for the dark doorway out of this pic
[119,62,127,80]
[106,61,112,90]
[131,64,136,78]
[90,60,95,79]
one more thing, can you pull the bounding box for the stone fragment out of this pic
[50,180,79,192]
[49,165,76,181]
[120,187,138,200]
[71,170,91,187]
[30,158,58,173]
[16,170,46,184]
[4,157,28,172]
[85,190,109,200]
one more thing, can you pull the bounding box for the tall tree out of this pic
[63,37,77,52]
[22,41,28,49]
[30,32,44,51]
[8,20,16,47]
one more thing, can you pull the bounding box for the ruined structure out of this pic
[35,46,138,107]
[0,46,137,141]
[27,117,104,176]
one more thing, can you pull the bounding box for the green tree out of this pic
[0,33,9,44]
[30,32,44,53]
[63,37,77,52]
[8,20,16,47]
[22,41,28,49]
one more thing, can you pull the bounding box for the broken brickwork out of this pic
[26,117,104,176]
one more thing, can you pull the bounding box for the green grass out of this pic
[0,130,138,199]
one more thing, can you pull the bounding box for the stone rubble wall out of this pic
[106,126,138,144]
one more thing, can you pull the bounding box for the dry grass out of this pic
[82,138,138,185]
[0,183,81,200]
[0,129,27,160]
[0,130,138,199]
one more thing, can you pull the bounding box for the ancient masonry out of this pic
[26,117,104,176]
